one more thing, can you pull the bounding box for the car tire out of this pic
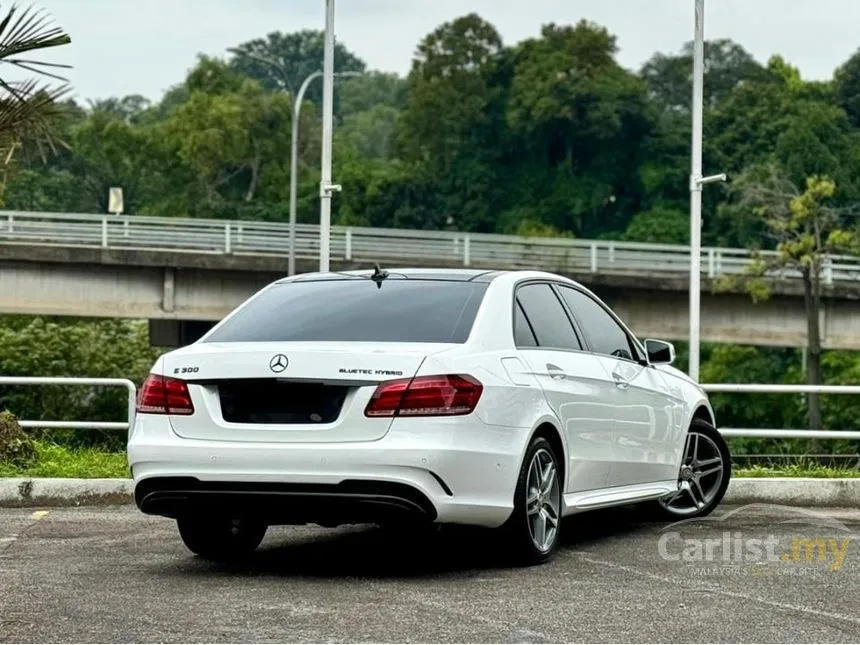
[176,513,267,561]
[501,435,563,566]
[650,418,732,521]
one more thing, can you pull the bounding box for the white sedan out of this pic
[128,268,731,564]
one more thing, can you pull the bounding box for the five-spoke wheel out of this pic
[526,447,561,552]
[503,436,562,565]
[656,418,731,519]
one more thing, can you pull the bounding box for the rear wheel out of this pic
[501,436,562,565]
[653,418,731,520]
[177,513,267,561]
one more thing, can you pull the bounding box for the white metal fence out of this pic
[1,379,859,442]
[2,209,859,283]
[703,383,860,440]
[0,377,136,432]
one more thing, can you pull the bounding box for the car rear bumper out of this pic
[127,414,529,528]
[135,477,439,525]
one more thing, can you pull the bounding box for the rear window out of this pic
[204,278,488,344]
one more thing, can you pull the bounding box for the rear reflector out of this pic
[364,374,483,418]
[137,374,195,415]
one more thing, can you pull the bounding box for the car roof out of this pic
[279,268,507,284]
[276,268,593,292]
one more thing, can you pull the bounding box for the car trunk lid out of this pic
[162,341,455,443]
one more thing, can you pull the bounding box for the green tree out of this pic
[706,56,860,246]
[228,30,366,108]
[396,13,509,233]
[86,95,152,124]
[2,167,87,211]
[833,48,860,128]
[623,206,688,244]
[67,110,153,212]
[504,20,653,237]
[336,104,399,161]
[337,72,408,115]
[729,166,855,430]
[641,39,771,112]
[153,65,294,217]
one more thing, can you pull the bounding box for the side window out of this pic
[514,300,538,347]
[515,283,583,351]
[557,286,639,361]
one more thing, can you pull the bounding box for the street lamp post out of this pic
[287,69,359,275]
[319,0,337,273]
[230,48,358,276]
[289,70,322,276]
[688,0,726,381]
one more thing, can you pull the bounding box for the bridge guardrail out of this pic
[2,210,859,284]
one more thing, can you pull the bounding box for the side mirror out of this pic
[645,339,675,365]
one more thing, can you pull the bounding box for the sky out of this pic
[17,0,860,104]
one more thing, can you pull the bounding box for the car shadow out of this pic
[148,506,660,580]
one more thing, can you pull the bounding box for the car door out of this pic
[554,285,678,487]
[514,282,616,493]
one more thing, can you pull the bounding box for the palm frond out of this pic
[0,2,71,99]
[0,77,71,161]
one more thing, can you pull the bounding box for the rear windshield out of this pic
[203,278,488,344]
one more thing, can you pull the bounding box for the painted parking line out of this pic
[0,510,49,550]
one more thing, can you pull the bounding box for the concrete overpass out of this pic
[2,210,860,348]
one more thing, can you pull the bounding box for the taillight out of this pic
[365,374,483,418]
[136,374,195,415]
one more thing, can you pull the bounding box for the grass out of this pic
[0,440,128,478]
[0,443,858,479]
[734,464,860,478]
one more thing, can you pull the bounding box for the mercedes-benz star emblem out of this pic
[269,354,288,373]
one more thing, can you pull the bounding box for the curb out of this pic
[0,477,858,509]
[0,478,133,508]
[724,477,860,507]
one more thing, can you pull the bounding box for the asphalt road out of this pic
[1,503,859,643]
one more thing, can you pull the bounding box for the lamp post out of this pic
[287,68,358,275]
[289,70,321,276]
[319,0,337,273]
[688,0,726,381]
[232,48,358,276]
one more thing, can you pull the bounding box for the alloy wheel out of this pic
[526,447,561,552]
[659,430,725,515]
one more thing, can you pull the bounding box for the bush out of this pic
[0,410,37,467]
[0,316,160,450]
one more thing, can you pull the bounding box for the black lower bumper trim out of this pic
[134,477,438,525]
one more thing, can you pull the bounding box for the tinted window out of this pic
[557,286,638,360]
[515,283,582,350]
[204,279,487,343]
[514,301,538,347]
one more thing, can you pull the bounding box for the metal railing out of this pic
[702,383,860,439]
[0,378,858,442]
[2,209,859,284]
[0,377,136,431]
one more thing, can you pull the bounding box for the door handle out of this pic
[546,364,566,380]
[612,371,630,389]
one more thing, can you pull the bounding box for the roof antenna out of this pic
[371,263,389,289]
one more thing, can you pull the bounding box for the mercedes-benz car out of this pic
[128,268,731,564]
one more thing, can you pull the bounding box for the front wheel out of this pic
[177,513,267,562]
[653,418,731,520]
[501,436,563,565]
